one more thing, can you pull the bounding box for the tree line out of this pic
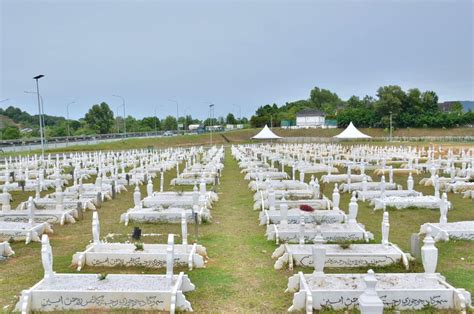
[250,85,473,129]
[0,103,248,140]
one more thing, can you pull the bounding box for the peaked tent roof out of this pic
[252,125,282,139]
[333,122,371,139]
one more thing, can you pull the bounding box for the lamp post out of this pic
[66,101,75,139]
[115,104,121,134]
[112,95,126,138]
[33,76,46,145]
[168,99,179,134]
[27,74,45,155]
[24,90,44,134]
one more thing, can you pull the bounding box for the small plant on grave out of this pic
[404,206,423,211]
[338,240,353,249]
[320,304,335,312]
[290,195,303,201]
[420,302,437,312]
[97,273,108,281]
[384,206,398,212]
[314,217,323,225]
[407,258,419,273]
[134,242,144,251]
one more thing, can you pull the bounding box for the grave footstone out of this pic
[132,227,142,240]
[410,233,421,260]
[96,192,102,208]
[358,270,384,314]
[111,181,116,199]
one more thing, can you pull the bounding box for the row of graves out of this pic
[0,146,222,313]
[120,146,223,225]
[232,143,473,313]
[0,148,179,245]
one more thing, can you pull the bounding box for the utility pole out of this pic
[115,105,121,134]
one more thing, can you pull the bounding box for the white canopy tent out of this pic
[333,122,371,139]
[252,125,282,140]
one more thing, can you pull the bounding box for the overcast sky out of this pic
[1,0,473,120]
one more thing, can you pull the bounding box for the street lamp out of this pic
[25,91,46,139]
[115,104,122,133]
[112,95,126,138]
[168,99,179,133]
[26,74,45,156]
[33,75,45,138]
[66,101,75,139]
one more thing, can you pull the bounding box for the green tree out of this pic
[1,126,21,140]
[346,96,364,109]
[226,113,237,124]
[162,116,177,131]
[46,121,68,137]
[141,116,160,131]
[374,85,406,127]
[203,117,219,127]
[451,101,463,113]
[84,102,114,134]
[420,91,439,113]
[124,116,139,132]
[309,87,341,114]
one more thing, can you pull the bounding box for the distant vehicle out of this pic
[163,131,174,136]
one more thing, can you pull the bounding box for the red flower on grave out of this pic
[299,204,315,212]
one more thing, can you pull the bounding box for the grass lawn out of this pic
[0,144,473,313]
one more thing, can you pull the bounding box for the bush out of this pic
[1,126,21,140]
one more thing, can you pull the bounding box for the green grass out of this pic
[0,145,473,313]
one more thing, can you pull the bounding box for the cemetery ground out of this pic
[2,127,474,157]
[0,144,473,312]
